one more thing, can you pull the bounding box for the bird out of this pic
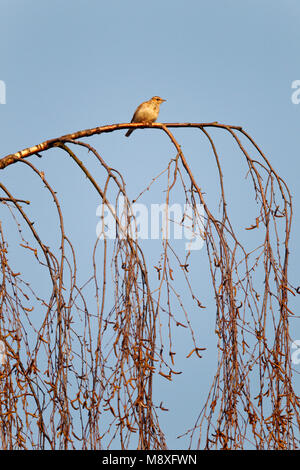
[125,96,166,137]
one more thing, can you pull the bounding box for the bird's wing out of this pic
[131,101,146,122]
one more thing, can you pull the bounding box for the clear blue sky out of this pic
[0,0,299,449]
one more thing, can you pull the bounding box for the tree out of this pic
[0,121,298,449]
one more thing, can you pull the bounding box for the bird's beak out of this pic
[161,98,166,102]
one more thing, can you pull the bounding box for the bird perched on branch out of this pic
[125,96,166,137]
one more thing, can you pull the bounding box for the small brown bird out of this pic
[125,96,166,137]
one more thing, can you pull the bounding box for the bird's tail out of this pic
[125,128,134,137]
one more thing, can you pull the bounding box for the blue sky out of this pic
[0,0,300,449]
